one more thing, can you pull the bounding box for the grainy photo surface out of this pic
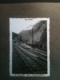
[9,18,50,77]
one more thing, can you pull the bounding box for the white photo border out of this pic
[9,18,50,77]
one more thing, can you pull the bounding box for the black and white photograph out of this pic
[9,18,50,77]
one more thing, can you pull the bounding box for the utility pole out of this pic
[32,28,33,47]
[26,25,33,47]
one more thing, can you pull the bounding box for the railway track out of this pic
[20,44,47,61]
[13,46,33,73]
[13,43,47,73]
[20,43,47,54]
[17,43,47,68]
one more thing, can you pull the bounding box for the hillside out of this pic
[19,21,47,45]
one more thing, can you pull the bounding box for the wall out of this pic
[0,3,60,80]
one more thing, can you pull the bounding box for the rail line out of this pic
[14,46,33,73]
[20,44,47,62]
[20,43,47,55]
[15,43,47,69]
[20,43,47,57]
[15,45,46,73]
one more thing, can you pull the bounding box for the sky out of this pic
[10,18,41,34]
